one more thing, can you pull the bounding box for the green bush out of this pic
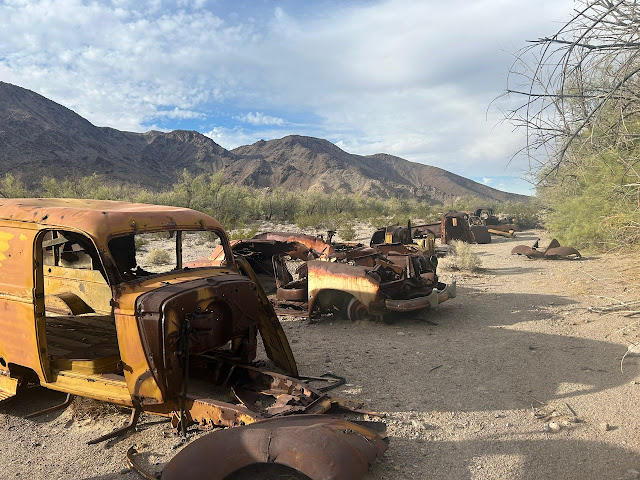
[229,227,259,240]
[501,201,543,229]
[539,149,640,249]
[338,223,356,242]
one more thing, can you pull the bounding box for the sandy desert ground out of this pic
[2,227,640,480]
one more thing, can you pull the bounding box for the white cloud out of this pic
[235,112,285,126]
[0,0,577,181]
[482,178,493,185]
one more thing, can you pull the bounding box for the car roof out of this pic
[0,198,224,239]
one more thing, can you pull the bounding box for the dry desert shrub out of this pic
[449,240,481,272]
[146,248,171,265]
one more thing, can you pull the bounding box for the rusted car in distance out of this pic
[0,199,387,479]
[373,213,491,246]
[199,231,457,322]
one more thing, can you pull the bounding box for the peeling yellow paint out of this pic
[19,234,27,241]
[0,231,14,266]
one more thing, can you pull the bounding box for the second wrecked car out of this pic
[196,231,457,321]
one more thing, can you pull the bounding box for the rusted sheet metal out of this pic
[0,198,225,240]
[253,231,335,257]
[488,228,515,238]
[176,397,260,430]
[489,223,519,232]
[385,291,439,311]
[307,260,382,312]
[370,224,413,246]
[545,246,581,259]
[441,211,472,244]
[0,371,19,403]
[511,245,543,258]
[470,225,491,244]
[512,239,581,259]
[0,223,48,381]
[161,415,388,480]
[192,238,312,270]
[235,257,298,377]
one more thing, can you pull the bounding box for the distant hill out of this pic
[0,82,528,204]
[0,82,234,187]
[231,137,527,204]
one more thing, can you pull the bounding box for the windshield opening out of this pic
[108,230,225,281]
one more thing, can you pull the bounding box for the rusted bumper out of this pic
[385,278,457,312]
[161,415,388,480]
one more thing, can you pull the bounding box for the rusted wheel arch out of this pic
[160,415,388,480]
[308,289,350,317]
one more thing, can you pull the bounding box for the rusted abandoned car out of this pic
[374,212,491,246]
[199,232,457,321]
[468,206,518,233]
[0,199,387,479]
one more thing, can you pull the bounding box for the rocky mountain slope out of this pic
[0,82,527,203]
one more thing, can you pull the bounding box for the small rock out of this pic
[600,422,613,432]
[624,469,640,479]
[543,421,562,432]
[397,331,405,336]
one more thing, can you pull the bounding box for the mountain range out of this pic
[0,82,527,204]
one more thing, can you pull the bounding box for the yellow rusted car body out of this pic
[0,199,389,479]
[0,198,296,415]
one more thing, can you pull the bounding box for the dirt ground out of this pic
[2,228,640,479]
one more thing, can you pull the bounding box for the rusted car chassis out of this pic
[204,233,457,321]
[0,199,387,479]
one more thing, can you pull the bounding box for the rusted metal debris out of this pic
[511,238,582,259]
[198,232,457,322]
[488,228,515,238]
[0,198,386,479]
[469,225,492,244]
[468,207,519,232]
[161,415,388,480]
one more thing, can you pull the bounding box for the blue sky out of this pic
[0,0,576,195]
